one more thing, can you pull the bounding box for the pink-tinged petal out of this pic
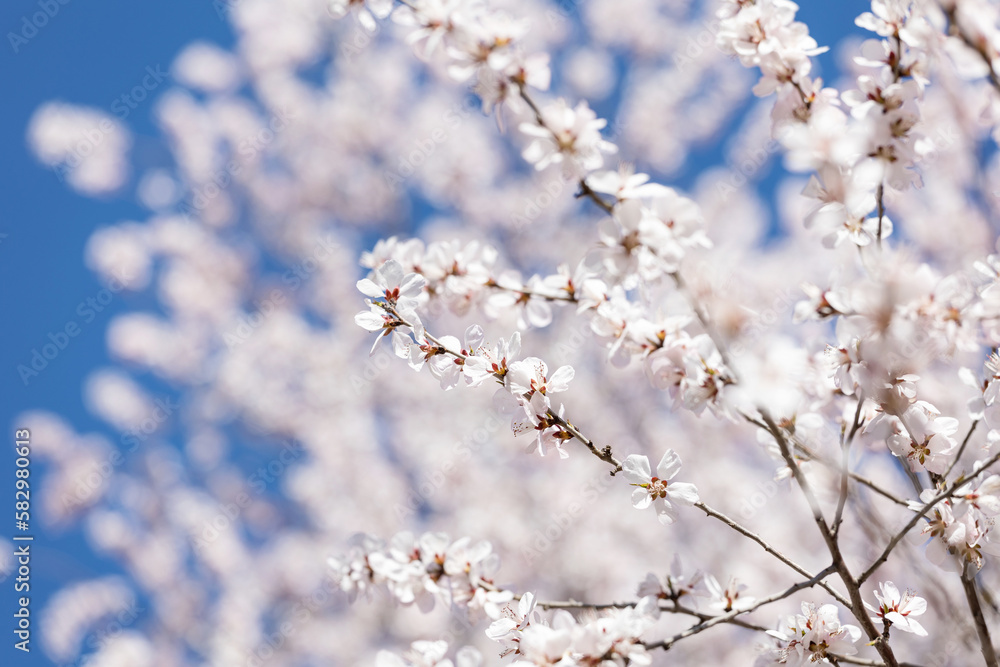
[519,591,536,616]
[391,331,411,359]
[622,454,652,484]
[357,278,384,298]
[547,365,574,393]
[656,449,683,480]
[631,487,652,509]
[667,482,699,506]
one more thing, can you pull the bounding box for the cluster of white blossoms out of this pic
[357,224,731,416]
[327,531,507,614]
[338,540,778,665]
[376,641,482,667]
[353,259,704,520]
[354,262,578,456]
[757,602,862,666]
[342,0,738,421]
[330,535,667,666]
[909,471,1000,570]
[28,0,1000,660]
[717,0,945,249]
[370,594,660,667]
[497,598,659,666]
[341,0,1000,662]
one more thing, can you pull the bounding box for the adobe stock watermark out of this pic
[521,471,617,565]
[223,233,340,348]
[51,65,169,185]
[509,172,576,231]
[7,0,72,54]
[179,107,297,218]
[190,440,304,552]
[544,0,582,28]
[714,138,782,203]
[728,286,799,359]
[382,99,479,194]
[54,599,145,667]
[244,579,339,666]
[61,396,180,512]
[393,408,507,521]
[673,15,726,72]
[17,268,134,386]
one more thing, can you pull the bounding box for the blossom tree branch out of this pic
[760,410,901,667]
[859,449,1000,586]
[644,564,838,650]
[960,562,1000,667]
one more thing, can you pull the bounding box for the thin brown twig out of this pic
[834,395,866,535]
[694,501,850,608]
[533,597,767,632]
[943,419,979,481]
[644,565,837,650]
[388,306,624,472]
[960,561,1000,667]
[943,4,1000,94]
[760,410,900,667]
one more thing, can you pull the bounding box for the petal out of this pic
[355,310,385,332]
[486,618,516,639]
[379,260,404,288]
[880,581,900,604]
[506,332,521,358]
[622,454,652,484]
[399,272,426,298]
[902,595,926,616]
[357,278,384,298]
[667,482,699,506]
[358,7,377,32]
[656,449,683,480]
[547,365,575,393]
[631,487,652,509]
[655,499,678,525]
[464,324,484,351]
[369,330,387,355]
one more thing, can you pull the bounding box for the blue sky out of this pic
[0,1,867,664]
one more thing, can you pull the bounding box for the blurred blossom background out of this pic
[3,0,987,665]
